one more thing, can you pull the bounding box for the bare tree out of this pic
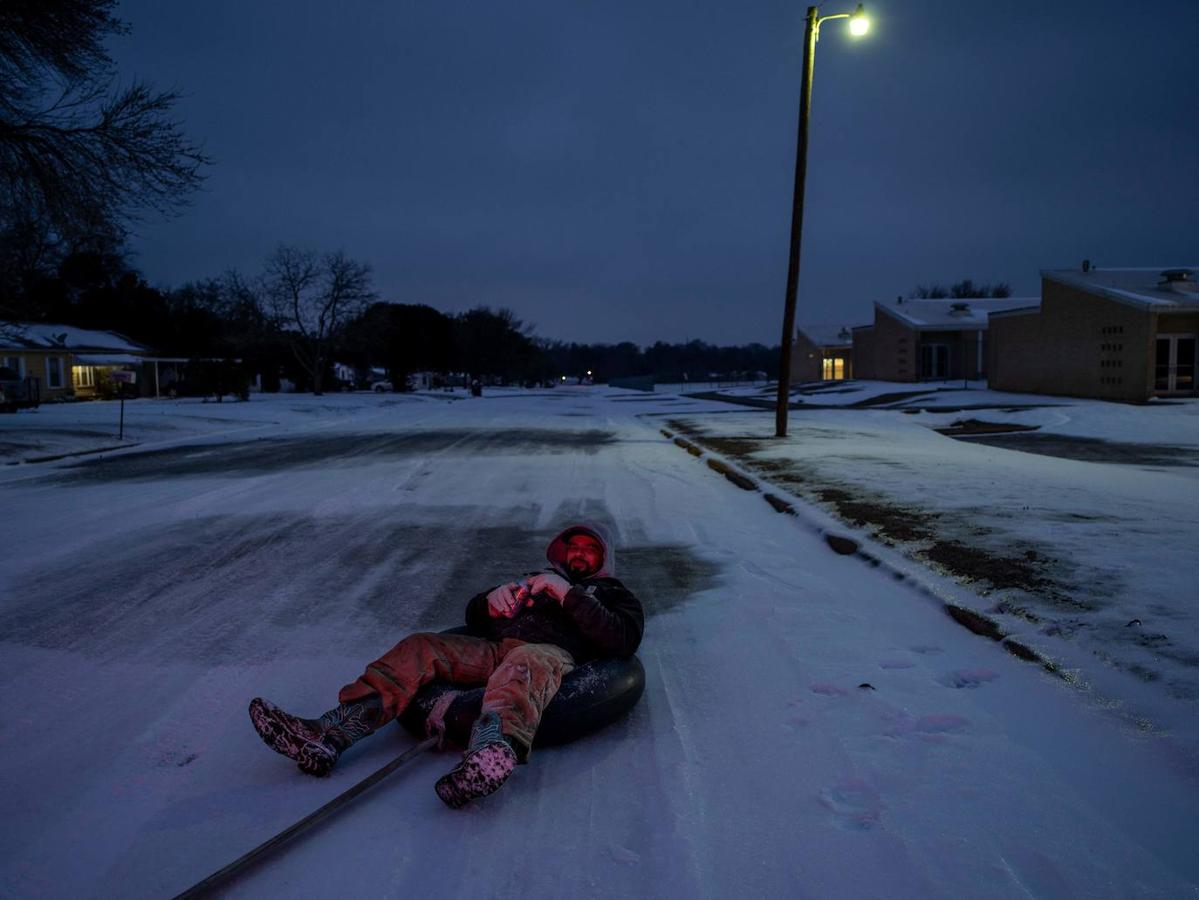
[0,213,58,316]
[910,279,1013,300]
[910,283,949,299]
[265,246,375,394]
[0,0,209,246]
[175,270,271,332]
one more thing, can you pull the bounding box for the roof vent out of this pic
[1159,269,1198,294]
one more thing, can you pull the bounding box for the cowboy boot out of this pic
[434,711,519,809]
[248,694,382,777]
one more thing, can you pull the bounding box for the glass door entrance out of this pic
[921,344,949,379]
[1155,335,1196,394]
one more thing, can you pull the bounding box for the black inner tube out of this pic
[398,629,645,751]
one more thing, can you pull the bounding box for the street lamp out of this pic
[774,3,870,437]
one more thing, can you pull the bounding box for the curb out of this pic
[704,457,756,491]
[659,427,1063,680]
[11,442,141,466]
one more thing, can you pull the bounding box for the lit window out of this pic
[823,357,847,380]
[72,366,96,389]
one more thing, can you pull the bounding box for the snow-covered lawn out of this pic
[0,391,454,464]
[663,387,1199,749]
[1,388,1196,898]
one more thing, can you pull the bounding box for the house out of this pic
[989,266,1198,401]
[852,296,1038,382]
[1,324,78,401]
[790,325,854,383]
[407,371,439,390]
[0,323,154,400]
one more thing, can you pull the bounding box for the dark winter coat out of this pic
[464,523,644,662]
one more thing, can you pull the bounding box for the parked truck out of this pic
[0,366,40,412]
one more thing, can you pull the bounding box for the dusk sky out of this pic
[110,0,1198,347]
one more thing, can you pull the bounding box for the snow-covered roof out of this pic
[73,353,147,366]
[796,325,854,347]
[988,305,1041,319]
[0,323,151,353]
[875,296,1041,331]
[1042,267,1199,311]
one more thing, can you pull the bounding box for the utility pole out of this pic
[775,5,818,439]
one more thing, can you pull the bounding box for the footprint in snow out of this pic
[939,669,999,690]
[783,715,811,732]
[819,778,882,830]
[607,844,640,865]
[810,683,849,697]
[915,714,970,734]
[910,645,943,655]
[782,699,811,731]
[881,711,971,739]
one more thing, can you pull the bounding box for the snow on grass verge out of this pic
[662,396,1199,756]
[0,392,442,466]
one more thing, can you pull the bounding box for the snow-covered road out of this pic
[1,390,1196,898]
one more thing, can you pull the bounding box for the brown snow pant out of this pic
[338,632,575,758]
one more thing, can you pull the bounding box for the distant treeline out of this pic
[909,279,1011,299]
[2,245,778,390]
[346,302,777,386]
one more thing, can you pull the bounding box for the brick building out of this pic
[852,296,1037,382]
[790,325,854,383]
[989,267,1198,401]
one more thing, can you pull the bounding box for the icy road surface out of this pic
[1,389,1196,898]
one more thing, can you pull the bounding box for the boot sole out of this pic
[435,742,517,809]
[248,698,337,777]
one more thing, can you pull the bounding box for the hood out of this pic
[546,522,615,580]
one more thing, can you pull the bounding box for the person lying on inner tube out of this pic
[248,523,644,809]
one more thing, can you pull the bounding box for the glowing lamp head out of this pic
[849,4,870,36]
